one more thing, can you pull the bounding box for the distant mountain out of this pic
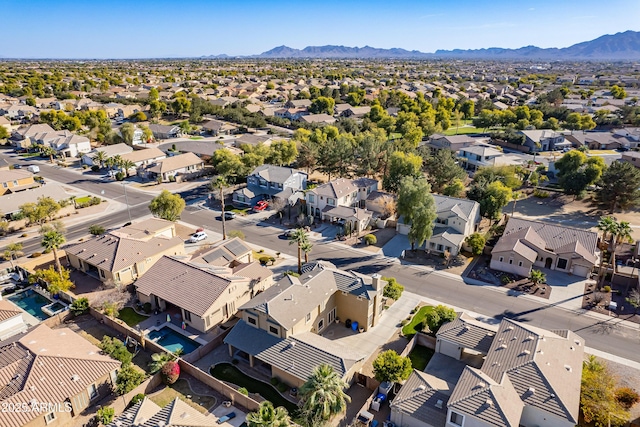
[253,31,640,60]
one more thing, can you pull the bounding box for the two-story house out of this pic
[490,218,598,278]
[233,164,307,208]
[146,152,204,182]
[457,145,504,171]
[428,134,479,152]
[65,218,185,285]
[224,261,385,387]
[305,177,378,232]
[0,170,39,195]
[0,324,121,427]
[32,131,91,158]
[396,195,481,256]
[10,124,56,149]
[81,143,134,167]
[519,130,567,152]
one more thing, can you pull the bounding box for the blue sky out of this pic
[4,0,640,58]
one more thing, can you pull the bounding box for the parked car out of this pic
[282,229,295,238]
[188,231,207,243]
[12,164,22,169]
[253,200,268,211]
[224,211,236,220]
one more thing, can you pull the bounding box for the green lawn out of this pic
[408,345,434,371]
[444,126,482,136]
[117,307,148,327]
[189,136,204,140]
[74,196,92,205]
[19,152,41,158]
[210,363,298,414]
[150,379,217,414]
[402,306,434,338]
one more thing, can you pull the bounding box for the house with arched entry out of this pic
[490,218,598,278]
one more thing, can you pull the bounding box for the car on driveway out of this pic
[253,200,268,211]
[281,229,296,238]
[224,211,236,220]
[187,231,207,243]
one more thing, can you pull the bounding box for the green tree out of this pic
[267,140,298,166]
[383,151,422,193]
[0,126,9,140]
[40,145,57,163]
[610,85,627,100]
[28,266,73,295]
[115,365,145,395]
[595,161,640,213]
[555,151,605,196]
[96,407,115,425]
[148,190,185,221]
[397,176,437,251]
[148,87,159,101]
[210,176,229,240]
[529,269,546,286]
[423,149,466,193]
[299,364,351,426]
[172,97,191,115]
[609,221,633,284]
[373,350,412,383]
[246,401,291,427]
[70,297,90,316]
[424,305,456,334]
[288,228,309,274]
[465,233,486,255]
[148,351,182,374]
[442,178,465,198]
[581,355,629,427]
[309,96,335,115]
[41,229,65,275]
[119,123,135,145]
[382,276,404,300]
[211,148,246,181]
[92,150,108,169]
[460,100,475,119]
[480,181,512,222]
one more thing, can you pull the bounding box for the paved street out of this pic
[4,152,640,362]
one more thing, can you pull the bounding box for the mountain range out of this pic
[204,30,640,60]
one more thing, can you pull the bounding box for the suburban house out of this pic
[0,297,26,340]
[81,143,133,166]
[565,131,634,150]
[490,218,598,278]
[148,124,180,139]
[457,145,504,170]
[234,133,274,149]
[202,119,239,136]
[31,130,91,158]
[135,254,272,334]
[147,152,204,182]
[120,147,166,170]
[342,106,371,118]
[10,123,56,149]
[190,237,254,266]
[428,134,479,152]
[390,313,584,427]
[0,182,70,217]
[621,151,640,169]
[305,177,378,231]
[299,113,337,124]
[65,218,185,285]
[232,164,307,208]
[0,115,11,133]
[223,261,385,387]
[396,195,481,256]
[106,397,216,427]
[0,169,39,195]
[0,324,121,427]
[519,130,567,152]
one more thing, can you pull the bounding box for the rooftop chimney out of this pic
[371,274,381,291]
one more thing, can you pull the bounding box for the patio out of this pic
[137,308,219,344]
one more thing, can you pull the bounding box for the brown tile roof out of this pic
[65,233,184,272]
[0,325,120,427]
[107,396,218,427]
[232,262,272,283]
[148,152,203,174]
[134,256,248,317]
[0,169,34,184]
[390,370,449,426]
[120,147,166,164]
[502,218,597,257]
[437,312,497,354]
[0,299,22,322]
[110,218,175,241]
[191,237,251,266]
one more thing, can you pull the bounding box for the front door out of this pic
[328,308,336,324]
[545,257,553,269]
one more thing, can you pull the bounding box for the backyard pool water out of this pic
[147,326,201,354]
[7,289,52,321]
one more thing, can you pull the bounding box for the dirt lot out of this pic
[598,355,640,424]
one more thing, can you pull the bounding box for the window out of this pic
[183,310,192,322]
[45,412,56,424]
[2,183,6,188]
[317,318,325,331]
[449,411,464,426]
[87,383,99,400]
[306,312,311,323]
[205,316,210,328]
[509,259,513,265]
[269,325,279,336]
[247,316,257,326]
[327,198,336,206]
[308,194,315,203]
[499,256,504,262]
[557,258,568,269]
[12,181,18,186]
[437,244,443,251]
[518,261,523,267]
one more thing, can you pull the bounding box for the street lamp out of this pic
[122,182,132,224]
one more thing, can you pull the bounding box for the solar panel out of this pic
[224,240,249,257]
[202,249,232,264]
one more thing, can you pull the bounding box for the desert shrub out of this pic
[283,270,300,277]
[115,171,125,181]
[100,336,133,366]
[259,256,270,266]
[21,233,28,238]
[501,275,512,284]
[161,361,180,385]
[363,234,377,245]
[465,233,486,255]
[71,297,90,316]
[96,407,115,425]
[115,365,145,395]
[270,377,280,386]
[228,230,245,240]
[129,393,145,408]
[277,382,289,393]
[382,276,404,300]
[615,387,640,409]
[31,252,42,258]
[603,285,612,293]
[238,387,249,396]
[533,189,550,198]
[89,224,106,235]
[143,302,152,314]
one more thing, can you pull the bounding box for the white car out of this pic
[188,231,207,243]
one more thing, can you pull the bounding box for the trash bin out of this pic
[351,321,359,332]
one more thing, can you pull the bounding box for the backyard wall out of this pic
[109,373,163,415]
[178,360,261,412]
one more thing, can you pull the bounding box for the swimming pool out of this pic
[7,289,52,321]
[147,326,201,354]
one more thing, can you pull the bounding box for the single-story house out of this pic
[120,147,166,170]
[147,152,204,182]
[148,124,180,140]
[82,143,133,166]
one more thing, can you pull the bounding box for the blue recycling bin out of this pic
[351,321,359,331]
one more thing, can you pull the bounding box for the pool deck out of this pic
[137,310,219,345]
[5,287,54,326]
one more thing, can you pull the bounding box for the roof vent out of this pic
[506,325,514,331]
[157,422,166,427]
[574,340,581,346]
[486,331,495,337]
[525,335,534,342]
[124,413,133,420]
[477,382,486,389]
[30,386,36,391]
[550,393,556,398]
[565,365,572,372]
[435,399,443,409]
[180,412,189,419]
[498,343,507,349]
[418,384,426,391]
[511,336,517,341]
[570,346,575,351]
[71,374,80,382]
[520,349,531,356]
[290,341,296,347]
[115,421,123,427]
[485,399,493,407]
[528,387,535,394]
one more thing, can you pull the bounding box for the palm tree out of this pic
[610,221,633,283]
[288,228,309,274]
[111,154,123,170]
[529,269,546,286]
[121,159,136,177]
[148,350,183,373]
[104,156,116,171]
[92,150,108,169]
[41,230,65,276]
[246,401,291,427]
[301,240,313,264]
[3,242,23,269]
[299,364,351,426]
[210,176,228,240]
[596,216,618,286]
[40,145,57,163]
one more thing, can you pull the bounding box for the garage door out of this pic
[573,265,591,278]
